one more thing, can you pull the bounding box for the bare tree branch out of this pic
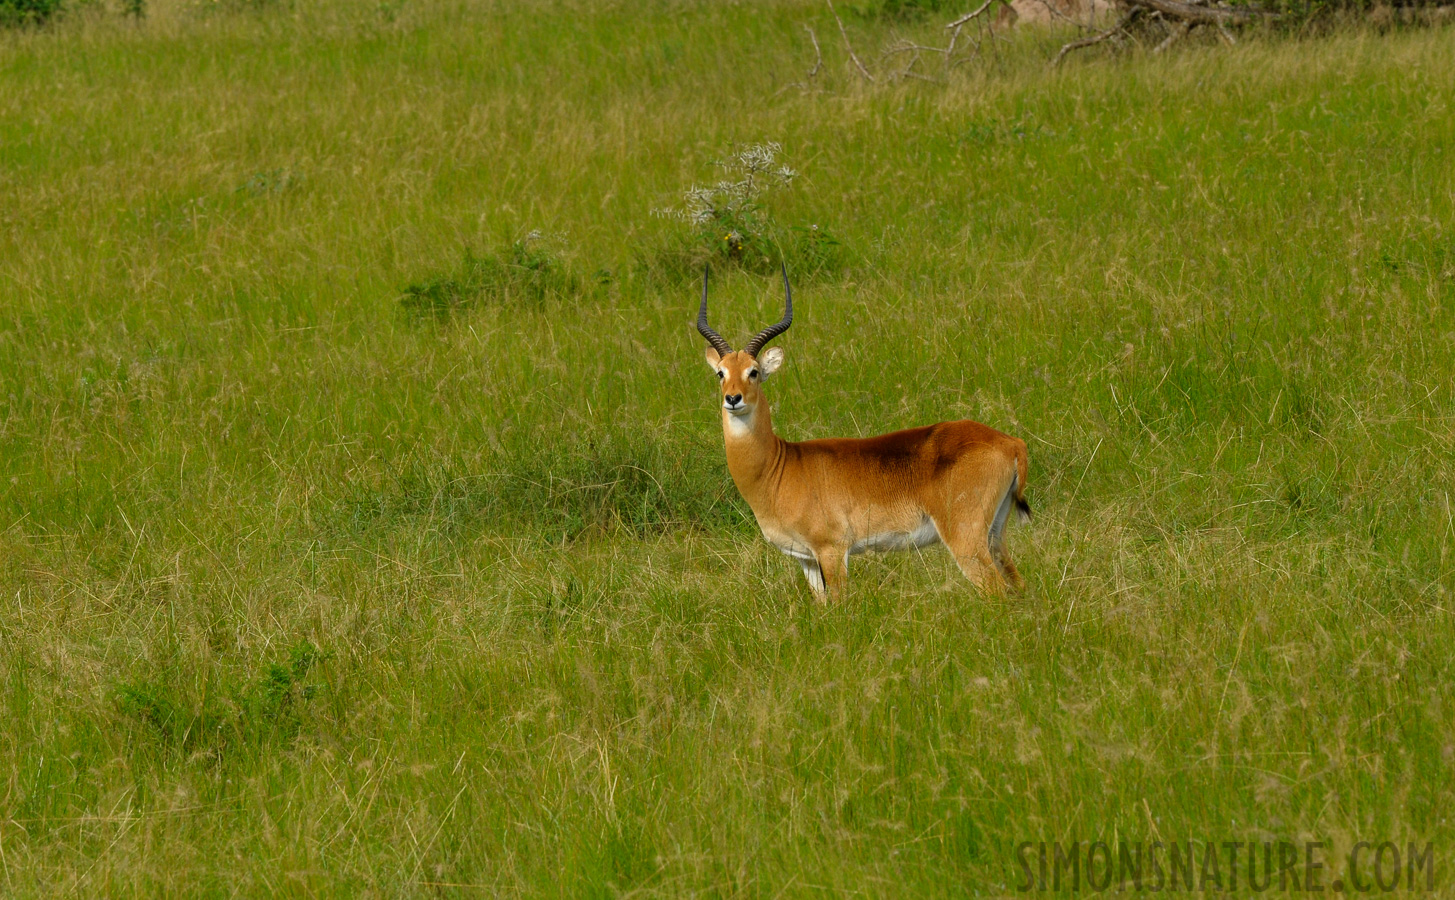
[1028,0,1096,31]
[1052,0,1273,66]
[945,18,963,56]
[881,40,923,80]
[776,25,825,96]
[805,24,824,78]
[946,0,1001,28]
[1052,8,1141,66]
[902,69,946,83]
[939,0,1007,73]
[878,0,1009,82]
[883,41,954,56]
[1153,19,1195,51]
[826,0,875,82]
[1127,0,1275,25]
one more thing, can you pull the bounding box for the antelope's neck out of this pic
[722,400,785,509]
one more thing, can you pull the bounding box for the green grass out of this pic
[2,1,1454,895]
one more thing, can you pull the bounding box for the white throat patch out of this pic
[723,408,754,438]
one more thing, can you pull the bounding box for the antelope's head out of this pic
[697,265,792,419]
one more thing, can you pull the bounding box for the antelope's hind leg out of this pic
[993,551,1024,592]
[932,511,1007,595]
[987,479,1025,591]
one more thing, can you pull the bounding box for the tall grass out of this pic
[1,1,1453,894]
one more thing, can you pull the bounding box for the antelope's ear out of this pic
[704,346,723,368]
[758,346,785,380]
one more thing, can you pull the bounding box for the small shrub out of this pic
[400,232,578,319]
[782,223,846,275]
[237,642,324,744]
[958,117,1059,147]
[115,681,213,749]
[655,143,800,271]
[0,0,64,26]
[237,168,298,196]
[113,643,327,757]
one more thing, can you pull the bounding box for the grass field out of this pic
[3,0,1455,894]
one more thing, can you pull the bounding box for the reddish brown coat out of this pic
[707,347,1029,599]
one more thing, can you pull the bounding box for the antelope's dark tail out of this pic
[1013,442,1031,523]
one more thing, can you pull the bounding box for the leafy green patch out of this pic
[339,432,750,542]
[113,643,328,757]
[0,0,62,26]
[237,168,300,197]
[957,117,1062,147]
[400,233,579,319]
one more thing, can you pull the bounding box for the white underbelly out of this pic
[761,517,941,561]
[761,528,817,561]
[770,540,817,561]
[849,517,941,556]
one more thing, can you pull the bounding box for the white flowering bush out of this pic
[656,143,800,265]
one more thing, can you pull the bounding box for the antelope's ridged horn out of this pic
[743,262,793,358]
[697,265,734,356]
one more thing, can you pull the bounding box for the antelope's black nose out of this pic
[724,394,743,406]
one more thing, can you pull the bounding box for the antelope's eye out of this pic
[717,371,724,380]
[749,370,758,379]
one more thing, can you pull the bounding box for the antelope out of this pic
[697,265,1031,600]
